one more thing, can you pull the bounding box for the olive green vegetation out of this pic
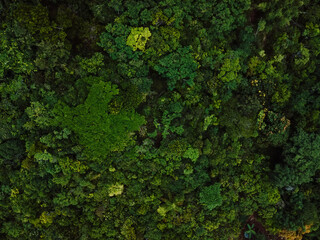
[0,0,319,239]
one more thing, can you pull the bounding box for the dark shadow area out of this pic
[266,146,284,171]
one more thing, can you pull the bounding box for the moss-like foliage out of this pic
[200,183,223,210]
[52,81,145,160]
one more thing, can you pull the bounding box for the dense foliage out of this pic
[0,0,320,239]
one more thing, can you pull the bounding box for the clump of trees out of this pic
[0,0,320,239]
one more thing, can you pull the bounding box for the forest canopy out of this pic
[0,0,320,239]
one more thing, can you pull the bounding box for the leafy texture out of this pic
[200,183,223,210]
[53,81,145,160]
[126,27,151,51]
[154,47,198,90]
[1,0,320,239]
